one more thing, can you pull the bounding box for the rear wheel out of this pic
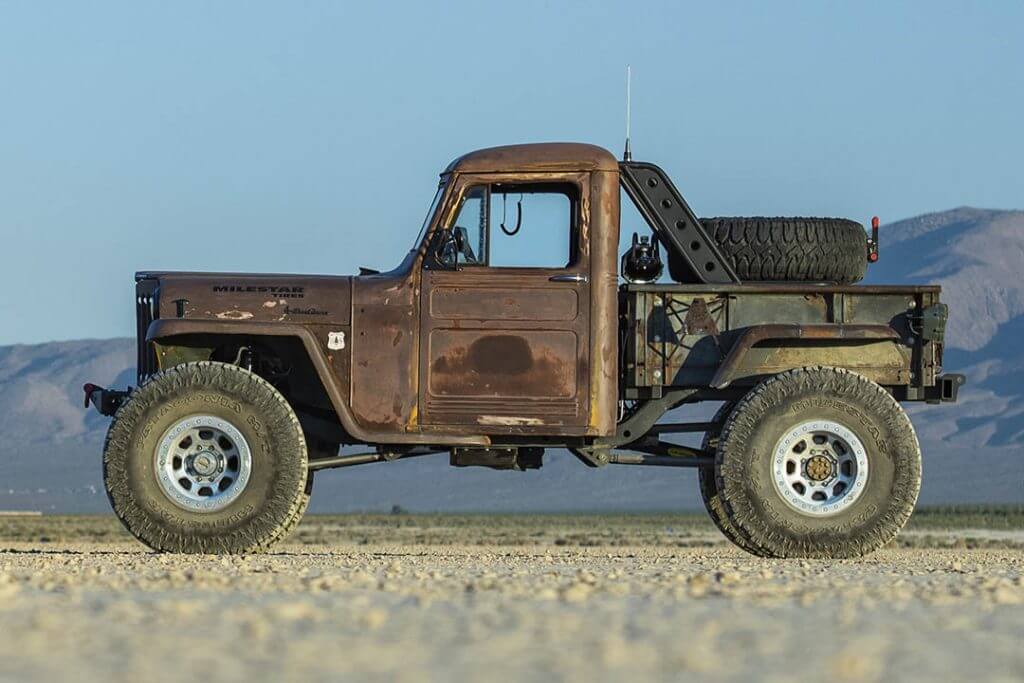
[103,361,310,553]
[697,402,770,555]
[713,367,921,559]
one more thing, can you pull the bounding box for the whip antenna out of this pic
[623,65,632,161]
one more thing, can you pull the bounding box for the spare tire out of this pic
[667,217,867,284]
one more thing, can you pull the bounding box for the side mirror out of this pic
[452,226,468,252]
[431,228,459,269]
[429,226,476,269]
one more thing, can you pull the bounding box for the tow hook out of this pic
[83,383,131,417]
[924,374,966,404]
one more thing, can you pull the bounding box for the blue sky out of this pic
[0,1,1021,345]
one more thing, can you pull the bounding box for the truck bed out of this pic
[620,283,944,400]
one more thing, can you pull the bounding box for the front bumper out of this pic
[83,383,131,417]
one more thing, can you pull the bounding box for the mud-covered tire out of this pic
[103,361,310,553]
[697,402,770,555]
[714,367,921,559]
[668,217,867,284]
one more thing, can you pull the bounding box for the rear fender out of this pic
[710,324,905,389]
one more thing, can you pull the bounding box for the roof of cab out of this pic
[444,142,619,174]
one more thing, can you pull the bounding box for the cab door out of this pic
[418,172,592,435]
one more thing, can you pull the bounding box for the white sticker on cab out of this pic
[327,331,346,350]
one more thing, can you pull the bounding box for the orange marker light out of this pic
[868,216,880,263]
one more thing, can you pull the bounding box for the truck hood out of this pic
[139,271,353,325]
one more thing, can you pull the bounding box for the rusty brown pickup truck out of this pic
[86,142,963,558]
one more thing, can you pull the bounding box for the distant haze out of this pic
[0,208,1021,512]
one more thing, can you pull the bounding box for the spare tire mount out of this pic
[620,160,869,285]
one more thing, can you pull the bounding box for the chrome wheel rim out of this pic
[772,420,868,517]
[154,415,252,512]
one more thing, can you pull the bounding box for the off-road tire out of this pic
[668,217,868,284]
[103,361,310,553]
[714,367,921,559]
[697,402,770,555]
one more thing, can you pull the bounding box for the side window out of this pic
[489,184,575,268]
[447,182,578,269]
[448,186,488,266]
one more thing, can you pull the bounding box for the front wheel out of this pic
[712,367,921,559]
[103,361,310,553]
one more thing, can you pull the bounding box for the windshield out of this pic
[413,180,446,251]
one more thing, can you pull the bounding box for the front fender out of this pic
[146,319,486,446]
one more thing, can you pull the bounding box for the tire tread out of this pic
[668,217,868,283]
[103,361,310,554]
[714,367,921,559]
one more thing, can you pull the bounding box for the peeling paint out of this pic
[477,415,544,426]
[215,310,254,320]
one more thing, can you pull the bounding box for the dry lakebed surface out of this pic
[0,510,1021,682]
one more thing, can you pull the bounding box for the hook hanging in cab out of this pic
[500,192,523,236]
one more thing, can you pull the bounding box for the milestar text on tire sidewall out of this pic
[715,367,922,559]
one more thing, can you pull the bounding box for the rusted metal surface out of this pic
[148,272,353,324]
[140,144,622,442]
[733,341,909,386]
[419,265,590,432]
[445,143,619,174]
[145,317,490,446]
[414,165,618,437]
[709,324,900,389]
[587,168,620,436]
[428,331,577,398]
[626,292,728,387]
[350,271,419,432]
[429,286,578,321]
[624,285,925,392]
[683,298,721,336]
[131,142,945,452]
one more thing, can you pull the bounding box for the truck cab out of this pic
[132,144,622,445]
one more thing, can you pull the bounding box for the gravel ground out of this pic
[0,516,1022,682]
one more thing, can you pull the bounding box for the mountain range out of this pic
[1,207,1020,512]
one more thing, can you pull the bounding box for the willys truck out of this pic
[85,143,964,558]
